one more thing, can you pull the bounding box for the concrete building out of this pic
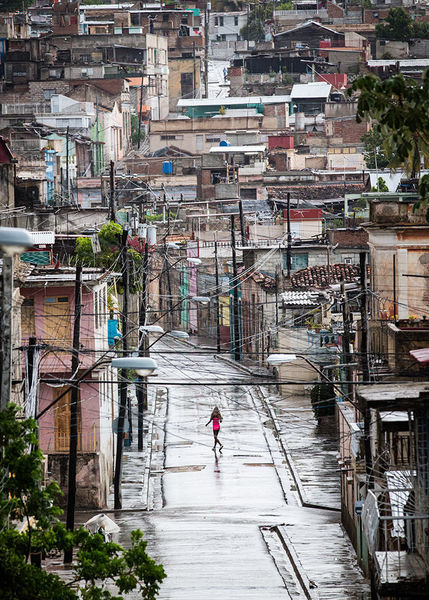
[20,266,118,509]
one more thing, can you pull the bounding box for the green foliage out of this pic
[277,1,293,9]
[144,211,176,222]
[0,405,166,600]
[74,222,144,292]
[361,128,392,169]
[348,71,429,180]
[0,0,33,9]
[240,3,271,42]
[371,177,389,192]
[131,114,145,147]
[375,7,429,41]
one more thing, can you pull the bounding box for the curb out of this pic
[255,385,340,513]
[271,525,319,600]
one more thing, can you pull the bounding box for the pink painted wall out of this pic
[20,283,101,454]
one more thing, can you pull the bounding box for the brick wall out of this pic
[327,1,344,18]
[332,118,369,144]
[328,227,368,248]
[28,80,71,102]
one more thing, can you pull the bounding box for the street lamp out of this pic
[111,356,157,377]
[111,355,158,509]
[192,296,210,305]
[0,227,34,411]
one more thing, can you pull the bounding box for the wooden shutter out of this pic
[54,387,81,452]
[44,296,71,347]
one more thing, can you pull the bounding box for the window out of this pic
[181,71,193,98]
[234,16,238,26]
[54,387,81,452]
[283,253,308,271]
[21,298,35,337]
[196,134,204,151]
[43,89,57,100]
[44,296,71,346]
[206,135,221,142]
[214,17,218,26]
[219,16,224,26]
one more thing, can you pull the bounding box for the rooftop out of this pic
[177,95,290,108]
[291,82,331,100]
[209,145,266,154]
[291,263,361,289]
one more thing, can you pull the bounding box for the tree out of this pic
[347,71,429,202]
[375,8,413,41]
[0,404,166,600]
[361,128,392,170]
[0,0,32,10]
[240,3,271,43]
[375,7,429,41]
[74,222,143,292]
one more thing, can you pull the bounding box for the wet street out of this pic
[99,339,369,599]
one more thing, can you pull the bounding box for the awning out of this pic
[409,348,429,365]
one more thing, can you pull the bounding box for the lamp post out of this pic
[111,356,158,509]
[135,327,189,451]
[0,227,34,411]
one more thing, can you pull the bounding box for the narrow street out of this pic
[98,339,369,599]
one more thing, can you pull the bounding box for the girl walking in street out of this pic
[206,406,223,451]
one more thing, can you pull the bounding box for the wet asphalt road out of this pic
[85,339,369,599]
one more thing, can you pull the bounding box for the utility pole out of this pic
[341,281,353,400]
[359,251,373,488]
[163,239,173,329]
[109,160,116,222]
[114,230,129,510]
[137,57,145,149]
[65,126,70,202]
[359,252,369,382]
[230,215,241,362]
[214,241,221,354]
[192,40,196,98]
[137,241,149,451]
[238,199,246,247]
[0,255,13,410]
[286,191,292,278]
[204,1,211,98]
[64,264,82,564]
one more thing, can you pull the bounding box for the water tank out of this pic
[146,224,157,246]
[219,140,230,147]
[162,161,173,174]
[295,112,305,132]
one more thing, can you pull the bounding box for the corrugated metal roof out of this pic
[367,59,429,67]
[177,95,290,108]
[30,231,55,245]
[281,290,320,305]
[409,347,429,365]
[209,145,266,153]
[291,82,331,100]
[274,20,340,37]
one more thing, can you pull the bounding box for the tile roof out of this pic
[251,271,276,290]
[291,263,360,289]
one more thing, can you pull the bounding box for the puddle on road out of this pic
[164,465,206,473]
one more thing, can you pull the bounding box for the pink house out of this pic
[21,266,117,508]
